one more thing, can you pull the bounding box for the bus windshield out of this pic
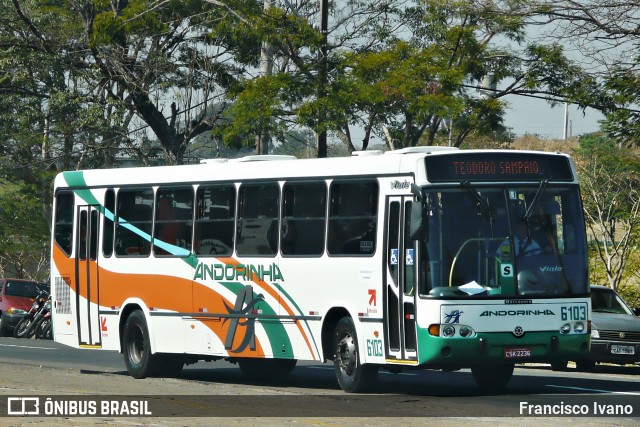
[421,184,588,298]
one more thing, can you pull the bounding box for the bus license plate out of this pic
[504,347,531,359]
[611,345,634,355]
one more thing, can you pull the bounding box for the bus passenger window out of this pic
[328,180,378,256]
[194,185,235,256]
[153,187,193,257]
[54,192,74,257]
[103,189,115,257]
[236,183,279,256]
[281,182,326,256]
[115,188,153,256]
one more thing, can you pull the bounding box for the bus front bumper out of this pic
[417,330,590,368]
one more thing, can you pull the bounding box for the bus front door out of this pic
[384,196,418,363]
[75,205,102,347]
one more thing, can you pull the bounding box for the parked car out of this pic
[551,284,640,371]
[585,284,640,369]
[0,278,49,337]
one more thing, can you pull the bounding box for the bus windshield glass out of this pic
[421,184,588,298]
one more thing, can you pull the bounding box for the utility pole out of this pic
[256,0,274,155]
[563,102,569,140]
[317,0,328,158]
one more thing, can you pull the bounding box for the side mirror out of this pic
[633,308,640,317]
[408,201,427,241]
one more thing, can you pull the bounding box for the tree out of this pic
[574,134,640,291]
[529,0,640,148]
[0,185,49,280]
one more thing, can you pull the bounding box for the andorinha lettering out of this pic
[194,262,284,282]
[480,309,555,317]
[451,160,541,177]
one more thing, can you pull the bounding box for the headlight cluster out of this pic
[560,321,586,334]
[590,327,599,339]
[430,324,476,338]
[6,307,27,315]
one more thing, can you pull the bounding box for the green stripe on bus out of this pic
[63,171,199,267]
[220,281,293,358]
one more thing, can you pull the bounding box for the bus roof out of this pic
[54,148,576,189]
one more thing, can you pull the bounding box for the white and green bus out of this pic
[50,147,590,392]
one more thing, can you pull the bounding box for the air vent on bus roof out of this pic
[200,158,229,164]
[385,146,458,155]
[232,155,297,162]
[351,150,384,156]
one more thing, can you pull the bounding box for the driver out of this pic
[497,221,541,260]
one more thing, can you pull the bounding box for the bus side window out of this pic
[153,187,193,256]
[103,189,115,257]
[115,188,153,256]
[328,180,378,256]
[281,182,327,256]
[194,185,235,256]
[54,192,74,257]
[236,183,279,256]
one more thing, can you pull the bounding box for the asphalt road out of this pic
[0,336,639,425]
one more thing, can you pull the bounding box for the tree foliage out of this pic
[574,134,640,291]
[530,0,640,148]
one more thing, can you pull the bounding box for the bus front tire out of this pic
[333,317,377,393]
[471,364,514,390]
[122,310,162,378]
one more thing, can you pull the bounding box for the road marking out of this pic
[0,343,56,350]
[547,384,640,395]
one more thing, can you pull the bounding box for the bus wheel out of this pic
[333,317,377,393]
[123,310,161,379]
[471,364,514,390]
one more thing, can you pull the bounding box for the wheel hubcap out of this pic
[128,325,145,365]
[337,332,357,376]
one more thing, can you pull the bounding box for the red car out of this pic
[0,278,48,337]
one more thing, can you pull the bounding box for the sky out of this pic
[503,94,604,140]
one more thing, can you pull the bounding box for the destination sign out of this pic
[425,152,574,182]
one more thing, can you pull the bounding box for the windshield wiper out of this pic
[461,181,494,223]
[522,179,549,219]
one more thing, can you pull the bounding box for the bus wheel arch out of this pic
[119,303,143,353]
[321,307,350,362]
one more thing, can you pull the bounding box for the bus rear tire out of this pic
[333,317,377,393]
[123,310,162,378]
[471,364,514,390]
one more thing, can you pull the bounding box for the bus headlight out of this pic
[591,327,599,339]
[459,326,473,338]
[574,322,585,333]
[560,323,571,334]
[442,325,456,337]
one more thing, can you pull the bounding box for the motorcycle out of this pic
[13,290,49,339]
[35,298,52,339]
